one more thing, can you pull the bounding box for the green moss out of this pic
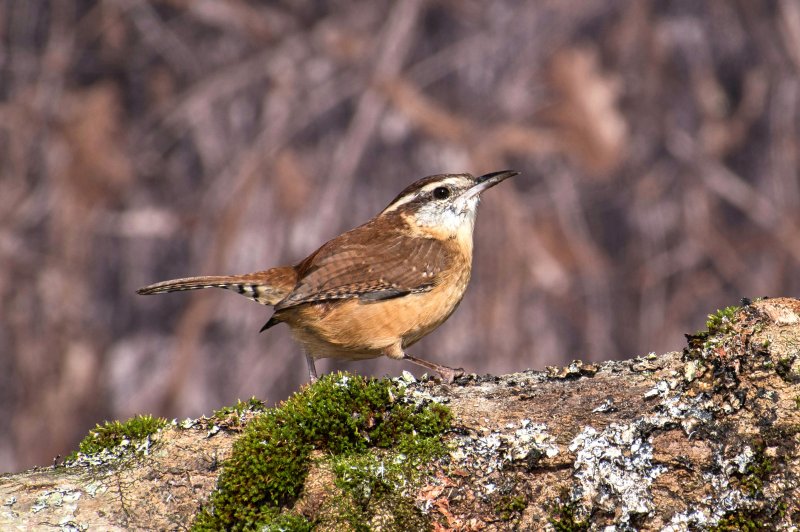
[192,372,451,531]
[708,503,786,532]
[775,356,798,382]
[547,494,589,532]
[684,304,742,354]
[68,414,167,460]
[259,511,314,531]
[739,442,774,498]
[714,497,789,530]
[209,396,268,432]
[331,450,430,530]
[495,494,527,521]
[705,306,740,336]
[212,396,267,420]
[711,511,766,531]
[698,305,741,348]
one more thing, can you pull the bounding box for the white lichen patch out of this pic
[700,469,749,520]
[1,496,18,522]
[400,373,559,496]
[661,509,711,531]
[592,398,617,413]
[730,446,756,475]
[20,487,88,530]
[685,440,780,527]
[66,432,156,469]
[395,374,451,408]
[683,359,704,382]
[644,380,671,399]
[631,366,789,528]
[448,419,559,496]
[569,423,666,524]
[83,481,107,498]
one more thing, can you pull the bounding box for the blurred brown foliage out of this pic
[1,0,799,473]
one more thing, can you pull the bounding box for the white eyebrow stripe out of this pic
[416,178,464,194]
[381,195,416,213]
[381,177,468,213]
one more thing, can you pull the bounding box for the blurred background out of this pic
[2,0,800,473]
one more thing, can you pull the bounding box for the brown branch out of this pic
[3,298,799,529]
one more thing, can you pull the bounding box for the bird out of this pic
[137,170,518,383]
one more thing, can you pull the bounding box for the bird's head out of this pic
[380,170,519,240]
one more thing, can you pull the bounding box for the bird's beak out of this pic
[464,170,519,198]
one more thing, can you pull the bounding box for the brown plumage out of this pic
[136,268,296,305]
[137,170,518,382]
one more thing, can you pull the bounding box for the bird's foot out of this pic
[403,353,464,384]
[436,365,465,384]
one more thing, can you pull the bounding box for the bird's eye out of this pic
[433,186,450,199]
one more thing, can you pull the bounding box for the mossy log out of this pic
[2,298,799,530]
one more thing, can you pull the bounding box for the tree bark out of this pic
[2,298,799,530]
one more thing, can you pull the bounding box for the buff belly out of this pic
[282,276,469,361]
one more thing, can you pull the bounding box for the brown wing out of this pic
[273,217,451,312]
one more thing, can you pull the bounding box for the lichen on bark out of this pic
[2,298,800,530]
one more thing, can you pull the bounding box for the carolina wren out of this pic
[137,170,518,383]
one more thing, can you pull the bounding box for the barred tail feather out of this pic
[136,268,296,307]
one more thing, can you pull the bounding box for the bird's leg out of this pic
[384,343,464,383]
[305,352,318,383]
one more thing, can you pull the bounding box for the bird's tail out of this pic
[136,267,296,307]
